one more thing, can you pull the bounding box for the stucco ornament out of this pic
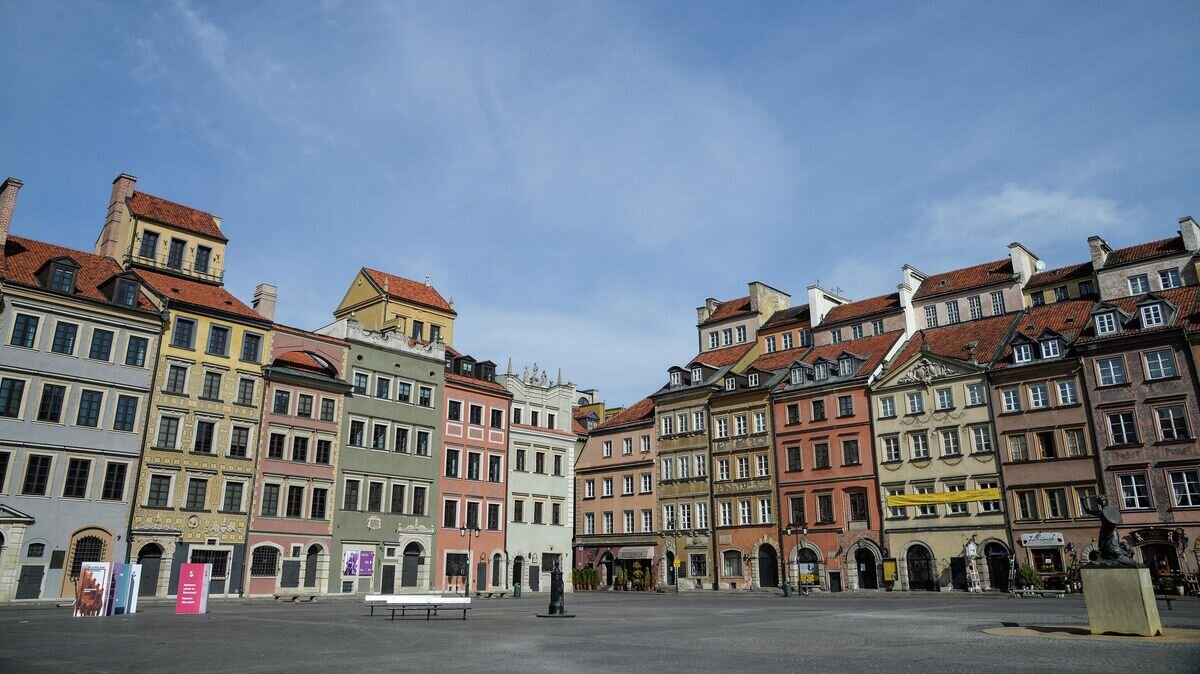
[897,358,958,386]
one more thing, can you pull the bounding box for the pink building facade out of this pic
[245,325,350,596]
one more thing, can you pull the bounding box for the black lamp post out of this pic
[459,525,480,597]
[784,523,808,591]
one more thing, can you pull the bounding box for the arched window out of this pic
[69,536,105,579]
[250,547,280,577]
[722,550,743,577]
[27,542,46,558]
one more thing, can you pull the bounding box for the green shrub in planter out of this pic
[1016,563,1044,589]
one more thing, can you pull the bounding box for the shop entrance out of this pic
[758,544,779,588]
[855,548,878,589]
[906,544,937,591]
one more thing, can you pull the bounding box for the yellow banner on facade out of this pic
[886,488,1000,507]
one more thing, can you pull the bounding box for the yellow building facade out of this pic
[334,267,457,345]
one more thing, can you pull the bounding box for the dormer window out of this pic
[48,264,77,294]
[748,373,759,388]
[670,371,682,386]
[1040,339,1061,359]
[789,368,802,385]
[692,367,703,382]
[444,357,453,371]
[462,362,474,375]
[1013,344,1033,363]
[815,363,828,381]
[725,377,736,391]
[114,279,140,307]
[838,357,853,376]
[1140,304,1164,327]
[1095,312,1117,336]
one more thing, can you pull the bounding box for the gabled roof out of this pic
[800,330,902,374]
[273,350,339,377]
[762,304,810,329]
[821,292,901,325]
[1104,236,1188,268]
[128,191,227,242]
[700,295,753,325]
[688,342,755,369]
[592,397,655,432]
[993,300,1094,369]
[445,371,511,394]
[891,312,1019,369]
[1026,261,1094,289]
[362,267,455,313]
[913,257,1015,300]
[1079,286,1200,342]
[749,346,808,372]
[137,268,264,321]
[2,235,157,312]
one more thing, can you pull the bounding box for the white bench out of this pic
[365,594,472,620]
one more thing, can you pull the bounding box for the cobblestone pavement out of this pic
[2,591,1197,672]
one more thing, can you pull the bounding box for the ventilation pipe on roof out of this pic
[253,283,277,321]
[0,177,22,264]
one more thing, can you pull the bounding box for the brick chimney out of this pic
[1179,216,1200,253]
[0,177,22,265]
[97,173,137,259]
[253,283,277,321]
[1087,235,1111,269]
[898,264,926,338]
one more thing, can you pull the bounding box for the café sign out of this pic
[1020,532,1063,549]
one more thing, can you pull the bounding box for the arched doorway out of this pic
[984,543,1010,591]
[62,528,111,597]
[665,551,676,586]
[513,556,524,588]
[855,548,878,589]
[758,544,779,588]
[401,543,421,588]
[304,544,322,588]
[600,552,615,587]
[906,544,937,591]
[491,553,502,588]
[796,548,820,589]
[137,543,163,597]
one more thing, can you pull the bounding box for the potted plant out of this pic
[632,562,645,591]
[1016,563,1044,590]
[615,570,628,590]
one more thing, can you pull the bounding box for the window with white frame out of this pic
[924,305,938,328]
[641,434,651,452]
[691,367,703,383]
[677,413,688,433]
[734,415,747,436]
[887,488,906,518]
[783,332,794,349]
[1156,405,1190,441]
[584,480,594,498]
[1140,304,1164,327]
[622,437,633,455]
[882,436,901,462]
[978,480,1001,512]
[602,441,612,458]
[602,512,613,534]
[602,477,613,497]
[678,456,689,479]
[966,384,985,406]
[1119,473,1151,509]
[733,455,749,479]
[670,371,681,386]
[695,454,706,477]
[719,501,732,526]
[971,426,992,453]
[641,473,652,493]
[1098,356,1129,386]
[1057,380,1078,405]
[1159,268,1182,289]
[1013,344,1033,363]
[1041,339,1061,359]
[940,429,961,456]
[1029,383,1049,409]
[661,415,673,436]
[725,377,736,391]
[910,432,930,459]
[661,459,673,481]
[756,454,769,477]
[679,503,691,529]
[946,301,960,324]
[1095,312,1117,335]
[831,329,843,344]
[906,392,923,414]
[915,485,936,516]
[946,483,967,514]
[1127,274,1150,294]
[759,498,772,524]
[718,459,730,481]
[765,336,776,353]
[642,509,653,532]
[990,291,1006,315]
[663,504,675,530]
[622,475,634,495]
[1144,350,1177,380]
[708,332,719,349]
[1169,470,1200,507]
[748,373,759,388]
[722,328,733,346]
[1002,388,1021,412]
[753,411,766,433]
[739,499,751,525]
[880,396,895,417]
[736,326,747,343]
[693,411,705,431]
[715,417,728,438]
[584,513,595,534]
[967,295,983,320]
[852,324,864,339]
[872,320,884,335]
[936,388,953,410]
[1107,411,1138,445]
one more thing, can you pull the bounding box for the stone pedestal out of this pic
[1081,567,1162,637]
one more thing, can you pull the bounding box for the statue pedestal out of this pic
[1081,567,1162,637]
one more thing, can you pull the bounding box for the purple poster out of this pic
[342,551,359,576]
[358,551,375,577]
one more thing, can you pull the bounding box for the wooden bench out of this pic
[274,592,319,603]
[1015,588,1065,599]
[364,595,472,620]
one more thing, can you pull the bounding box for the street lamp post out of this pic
[784,523,808,593]
[459,525,481,598]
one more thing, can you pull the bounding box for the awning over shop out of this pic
[886,487,1000,507]
[617,546,655,560]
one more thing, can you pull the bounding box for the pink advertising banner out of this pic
[175,563,212,615]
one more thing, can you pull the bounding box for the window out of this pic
[1064,428,1086,457]
[979,480,1001,513]
[371,423,388,450]
[852,324,864,339]
[789,368,802,385]
[708,332,718,349]
[165,365,188,395]
[1002,388,1021,413]
[36,383,66,423]
[366,482,383,512]
[906,392,923,414]
[156,416,180,448]
[1097,357,1127,386]
[717,459,729,480]
[185,478,208,510]
[250,547,279,578]
[192,245,211,274]
[622,438,633,455]
[641,473,652,493]
[267,433,286,460]
[1031,292,1045,306]
[237,378,256,406]
[787,403,801,424]
[418,386,432,407]
[1159,268,1182,289]
[691,367,703,384]
[515,449,526,471]
[838,396,854,417]
[784,332,795,349]
[535,452,546,474]
[870,319,883,335]
[1054,286,1070,301]
[722,328,732,346]
[936,388,953,410]
[166,239,186,269]
[10,314,38,348]
[679,503,691,529]
[715,417,728,438]
[138,230,159,258]
[915,486,936,516]
[886,488,905,518]
[513,500,525,523]
[223,482,245,513]
[205,326,230,357]
[1157,405,1190,440]
[972,426,993,453]
[445,448,460,478]
[817,494,834,523]
[201,371,222,400]
[910,432,929,459]
[601,440,612,458]
[113,395,138,432]
[583,513,595,535]
[739,499,752,525]
[1169,470,1200,507]
[831,329,842,344]
[1140,304,1164,327]
[88,329,113,361]
[736,326,747,343]
[719,502,731,526]
[488,455,502,482]
[940,430,960,456]
[1029,384,1049,409]
[393,427,409,454]
[101,463,127,501]
[61,458,90,498]
[51,322,78,354]
[193,420,215,453]
[1016,491,1038,520]
[966,384,985,406]
[1128,274,1150,294]
[315,439,331,464]
[725,377,736,391]
[735,414,747,436]
[812,400,826,421]
[1009,435,1030,461]
[1041,339,1061,359]
[352,373,368,395]
[748,373,760,388]
[147,474,172,507]
[1036,431,1057,459]
[75,390,103,427]
[1044,488,1069,519]
[124,335,149,366]
[373,376,391,400]
[295,394,313,419]
[240,333,262,363]
[341,479,360,510]
[1108,411,1138,445]
[737,456,751,478]
[320,398,336,422]
[442,500,458,528]
[946,484,968,515]
[946,300,961,324]
[1013,344,1032,363]
[753,454,768,477]
[842,439,860,465]
[467,452,482,480]
[511,408,522,425]
[292,436,309,462]
[766,336,777,353]
[924,305,938,328]
[990,291,1006,315]
[1144,350,1177,380]
[1119,473,1151,509]
[882,436,901,462]
[171,318,196,349]
[758,497,772,524]
[1095,312,1117,336]
[879,397,895,418]
[967,295,983,320]
[468,404,482,425]
[411,487,426,515]
[533,502,544,524]
[813,443,830,469]
[1056,380,1078,405]
[490,409,503,429]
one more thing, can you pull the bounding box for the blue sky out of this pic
[3,1,1198,406]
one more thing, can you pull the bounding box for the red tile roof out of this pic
[749,346,808,372]
[1079,286,1200,341]
[128,191,226,242]
[822,292,902,325]
[700,295,753,325]
[687,342,755,369]
[1026,261,1094,289]
[993,300,1094,369]
[363,267,455,313]
[801,330,903,374]
[274,350,339,376]
[2,236,157,312]
[136,268,264,321]
[891,312,1019,369]
[762,304,810,329]
[445,371,511,395]
[1104,236,1188,268]
[274,323,349,346]
[592,397,655,432]
[913,258,1015,300]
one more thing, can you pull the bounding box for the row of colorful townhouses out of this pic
[0,174,580,602]
[574,223,1200,593]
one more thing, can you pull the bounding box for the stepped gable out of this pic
[913,258,1014,300]
[128,191,226,241]
[993,299,1094,369]
[363,267,454,313]
[3,235,157,312]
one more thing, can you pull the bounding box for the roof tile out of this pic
[1026,261,1094,289]
[128,191,226,242]
[592,397,655,432]
[136,268,263,321]
[363,267,454,313]
[801,330,903,374]
[891,313,1019,369]
[687,342,755,369]
[2,236,157,312]
[993,300,1094,369]
[762,304,810,329]
[700,295,753,325]
[913,258,1015,300]
[1079,286,1200,341]
[822,292,902,325]
[1104,236,1188,268]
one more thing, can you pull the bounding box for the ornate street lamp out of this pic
[459,525,480,598]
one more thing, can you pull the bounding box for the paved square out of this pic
[2,593,1198,672]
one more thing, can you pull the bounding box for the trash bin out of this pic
[514,584,522,598]
[782,582,792,597]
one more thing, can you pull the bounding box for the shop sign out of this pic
[617,546,655,560]
[1020,532,1064,549]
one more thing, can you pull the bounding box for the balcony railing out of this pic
[126,252,224,283]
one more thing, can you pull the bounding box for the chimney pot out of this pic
[253,283,278,321]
